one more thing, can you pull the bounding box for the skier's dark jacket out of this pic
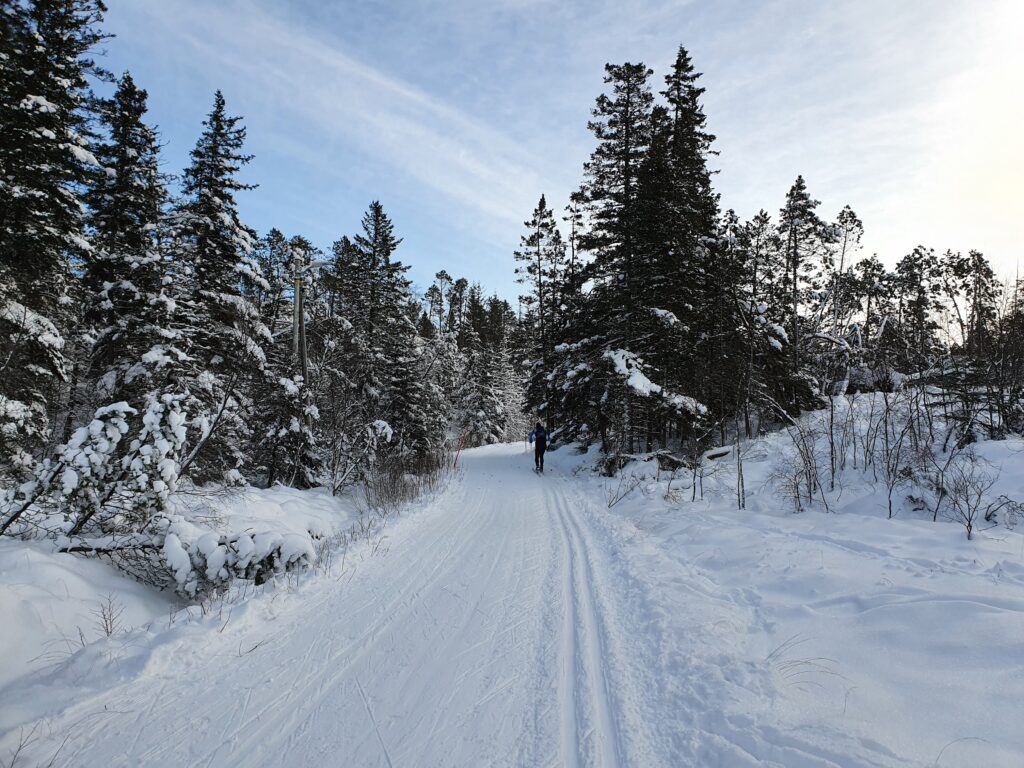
[530,427,548,450]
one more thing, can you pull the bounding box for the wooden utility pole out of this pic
[291,242,311,423]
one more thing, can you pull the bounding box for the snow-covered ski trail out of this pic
[4,442,935,768]
[2,444,655,767]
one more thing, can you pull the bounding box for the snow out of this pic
[604,349,707,415]
[58,467,78,495]
[278,376,300,396]
[19,94,57,113]
[650,307,680,325]
[161,531,191,587]
[65,143,102,168]
[0,484,354,690]
[0,539,175,692]
[371,419,393,443]
[605,348,659,395]
[1,426,1023,766]
[0,299,66,352]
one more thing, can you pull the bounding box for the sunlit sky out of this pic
[100,0,1023,300]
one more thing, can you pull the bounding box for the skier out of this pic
[529,422,548,472]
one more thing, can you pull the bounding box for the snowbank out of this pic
[0,485,356,694]
[0,540,175,691]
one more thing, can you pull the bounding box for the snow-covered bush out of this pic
[158,515,318,596]
[1,396,186,537]
[0,402,134,537]
[57,402,135,533]
[116,395,188,521]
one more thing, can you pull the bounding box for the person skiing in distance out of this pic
[529,422,548,472]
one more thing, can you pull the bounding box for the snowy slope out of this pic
[0,540,176,691]
[0,485,355,709]
[2,442,1023,767]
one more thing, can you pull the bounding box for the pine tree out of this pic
[729,210,790,434]
[175,90,269,481]
[893,246,941,373]
[777,175,830,382]
[825,206,864,336]
[581,61,653,319]
[351,201,401,404]
[446,277,469,343]
[514,194,566,425]
[939,249,1000,360]
[578,62,656,452]
[661,45,719,343]
[84,71,178,416]
[852,254,892,345]
[312,235,375,491]
[349,202,440,462]
[250,232,320,487]
[809,205,864,394]
[0,0,108,479]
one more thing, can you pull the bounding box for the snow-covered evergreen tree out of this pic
[84,72,179,416]
[514,194,567,427]
[248,231,320,487]
[0,0,107,479]
[173,91,269,482]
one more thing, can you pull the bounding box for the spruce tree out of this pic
[175,90,269,481]
[514,194,566,425]
[731,210,791,434]
[578,62,656,452]
[777,175,829,382]
[0,0,107,478]
[250,231,320,487]
[313,235,375,491]
[661,45,719,345]
[349,202,438,462]
[84,71,177,415]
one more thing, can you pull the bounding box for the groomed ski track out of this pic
[4,443,907,767]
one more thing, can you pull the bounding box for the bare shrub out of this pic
[875,391,915,519]
[922,436,965,523]
[946,452,1000,540]
[362,450,450,518]
[91,594,125,638]
[605,472,643,508]
[769,460,806,514]
[784,420,831,512]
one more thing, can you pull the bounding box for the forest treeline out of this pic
[0,0,526,542]
[514,51,1024,460]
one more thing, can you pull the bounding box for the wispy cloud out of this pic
[104,0,1022,292]
[113,0,566,231]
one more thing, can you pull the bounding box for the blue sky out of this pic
[99,0,1023,301]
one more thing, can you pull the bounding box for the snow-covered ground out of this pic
[2,433,1023,766]
[0,485,354,700]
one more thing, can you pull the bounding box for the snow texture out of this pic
[0,431,1022,766]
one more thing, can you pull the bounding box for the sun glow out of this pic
[924,0,1024,266]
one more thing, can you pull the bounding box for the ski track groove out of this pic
[549,475,632,768]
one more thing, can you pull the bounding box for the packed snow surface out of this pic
[2,442,1023,766]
